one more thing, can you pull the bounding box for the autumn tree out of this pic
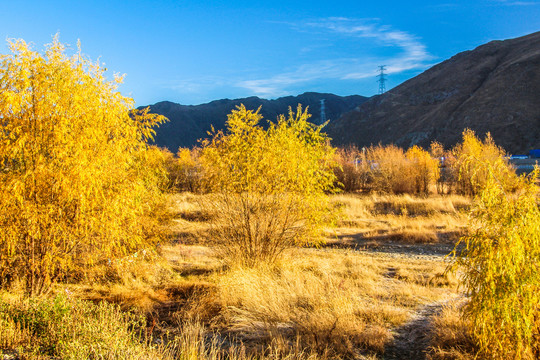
[405,145,440,195]
[200,105,337,265]
[452,129,517,196]
[175,147,204,193]
[334,146,370,192]
[0,37,167,295]
[365,144,413,193]
[454,165,540,359]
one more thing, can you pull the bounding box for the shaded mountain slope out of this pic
[144,92,367,151]
[328,31,540,154]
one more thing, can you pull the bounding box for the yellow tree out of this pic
[454,166,540,359]
[366,144,412,193]
[0,37,167,295]
[201,105,337,265]
[405,145,440,195]
[176,147,204,192]
[452,129,517,196]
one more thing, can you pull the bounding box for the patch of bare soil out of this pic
[324,237,459,258]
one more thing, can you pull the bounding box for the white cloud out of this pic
[236,18,434,97]
[492,0,539,5]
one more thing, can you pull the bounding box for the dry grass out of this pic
[427,299,476,360]
[165,193,467,358]
[1,192,472,359]
[330,193,470,245]
[206,248,459,358]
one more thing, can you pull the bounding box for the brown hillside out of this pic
[328,31,540,154]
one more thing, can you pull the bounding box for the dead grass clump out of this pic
[427,300,476,360]
[394,268,458,288]
[370,194,467,217]
[166,319,330,360]
[169,282,222,325]
[331,193,469,245]
[216,263,391,357]
[201,249,459,358]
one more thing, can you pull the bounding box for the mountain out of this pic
[143,92,367,151]
[327,31,540,154]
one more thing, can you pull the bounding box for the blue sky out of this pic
[1,0,539,105]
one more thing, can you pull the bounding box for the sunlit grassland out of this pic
[331,193,469,241]
[1,192,471,359]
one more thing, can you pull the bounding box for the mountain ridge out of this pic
[143,92,368,151]
[327,31,540,154]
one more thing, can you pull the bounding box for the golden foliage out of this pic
[0,37,167,295]
[452,129,517,196]
[200,104,337,265]
[335,144,441,195]
[453,166,540,359]
[405,145,441,195]
[365,144,410,193]
[175,147,205,193]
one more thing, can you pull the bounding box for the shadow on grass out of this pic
[320,230,465,257]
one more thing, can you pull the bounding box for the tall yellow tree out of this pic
[0,37,167,295]
[405,145,440,195]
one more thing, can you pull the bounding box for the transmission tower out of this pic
[377,65,387,94]
[320,99,327,124]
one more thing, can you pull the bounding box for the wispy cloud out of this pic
[237,61,356,98]
[236,18,434,97]
[311,17,433,77]
[492,0,539,5]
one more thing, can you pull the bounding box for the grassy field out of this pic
[0,193,475,360]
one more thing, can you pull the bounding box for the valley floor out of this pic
[1,193,475,360]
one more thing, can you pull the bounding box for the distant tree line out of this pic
[158,128,519,198]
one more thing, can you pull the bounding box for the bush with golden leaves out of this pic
[200,105,337,265]
[453,165,540,359]
[0,37,167,295]
[452,129,518,196]
[405,145,440,195]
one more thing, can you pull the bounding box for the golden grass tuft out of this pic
[427,299,476,360]
[174,248,460,358]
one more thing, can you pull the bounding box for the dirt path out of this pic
[382,302,443,360]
